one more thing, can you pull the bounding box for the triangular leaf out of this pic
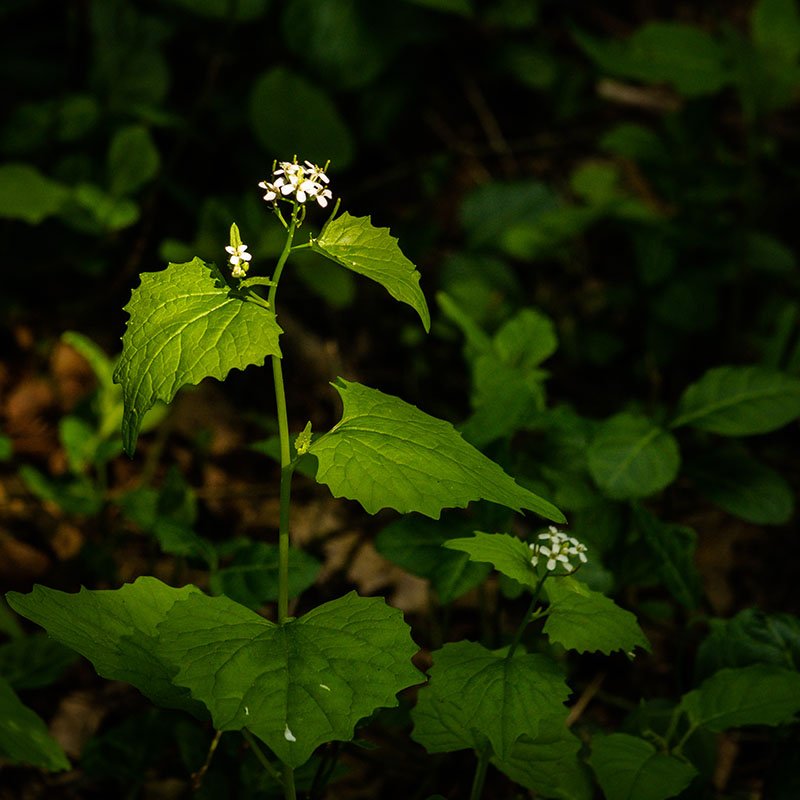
[671,366,800,435]
[311,212,430,331]
[679,665,800,731]
[308,380,564,521]
[411,640,571,759]
[0,677,70,771]
[156,590,423,768]
[544,578,650,655]
[6,578,204,716]
[444,531,539,590]
[589,733,697,800]
[113,258,283,455]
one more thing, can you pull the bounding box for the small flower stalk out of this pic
[226,222,252,279]
[259,157,333,211]
[529,526,588,574]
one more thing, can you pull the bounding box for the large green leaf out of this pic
[411,640,571,759]
[495,717,593,800]
[685,446,794,524]
[6,578,204,716]
[544,578,650,655]
[589,733,697,800]
[0,677,70,771]
[444,531,539,590]
[587,413,680,499]
[671,366,800,435]
[632,506,702,609]
[311,212,430,331]
[156,590,422,768]
[679,665,800,731]
[375,516,491,604]
[113,258,283,455]
[307,380,565,521]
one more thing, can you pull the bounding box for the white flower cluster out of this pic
[529,526,588,573]
[226,242,251,278]
[259,159,333,208]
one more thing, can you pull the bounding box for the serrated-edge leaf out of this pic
[157,590,423,767]
[411,641,571,759]
[6,577,204,716]
[113,258,283,454]
[308,379,565,521]
[312,212,430,331]
[544,578,650,655]
[444,531,539,590]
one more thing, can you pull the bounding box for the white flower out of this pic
[226,242,251,278]
[258,158,333,207]
[529,526,588,574]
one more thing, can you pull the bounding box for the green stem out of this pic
[469,744,491,800]
[506,572,548,660]
[242,730,285,786]
[264,205,299,800]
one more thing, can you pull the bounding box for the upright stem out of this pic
[267,206,299,800]
[469,744,491,800]
[506,572,548,661]
[268,207,298,625]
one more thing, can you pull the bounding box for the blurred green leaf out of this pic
[0,163,69,223]
[680,665,800,731]
[0,677,70,771]
[587,413,680,499]
[0,634,78,690]
[249,67,354,168]
[685,446,794,524]
[404,0,472,16]
[165,0,268,19]
[375,516,491,604]
[574,22,730,96]
[73,183,140,230]
[752,0,800,63]
[210,542,321,609]
[632,506,702,608]
[108,125,159,196]
[694,609,800,681]
[19,465,103,516]
[671,366,800,435]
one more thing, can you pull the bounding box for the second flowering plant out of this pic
[7,157,649,800]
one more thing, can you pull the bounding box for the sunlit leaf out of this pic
[444,531,538,590]
[114,258,282,455]
[312,212,430,332]
[307,380,565,521]
[157,590,423,768]
[6,578,204,715]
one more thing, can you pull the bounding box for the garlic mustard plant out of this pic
[7,155,652,800]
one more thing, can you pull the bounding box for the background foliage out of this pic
[1,0,799,798]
